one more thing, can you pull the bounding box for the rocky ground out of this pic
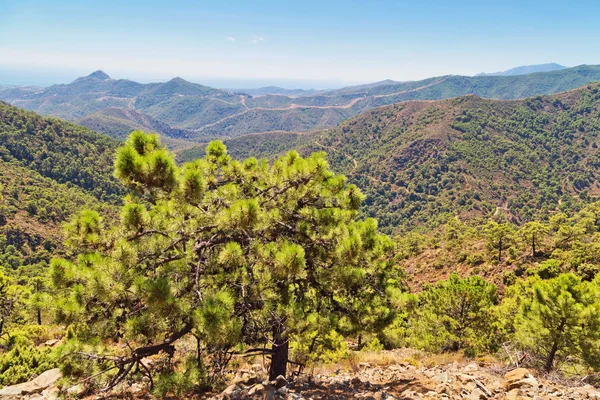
[2,350,599,399]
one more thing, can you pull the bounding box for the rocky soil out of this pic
[212,353,600,400]
[2,351,600,399]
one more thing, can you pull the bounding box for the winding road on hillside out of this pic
[194,77,450,133]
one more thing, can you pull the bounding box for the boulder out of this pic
[503,368,538,391]
[220,384,239,399]
[0,368,62,397]
[433,371,450,384]
[272,375,288,389]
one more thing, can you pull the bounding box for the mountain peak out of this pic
[168,77,189,84]
[87,70,111,80]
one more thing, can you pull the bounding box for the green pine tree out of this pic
[51,131,401,389]
[514,273,600,372]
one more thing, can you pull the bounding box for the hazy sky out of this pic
[2,0,600,88]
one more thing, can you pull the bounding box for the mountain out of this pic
[477,63,567,76]
[3,66,600,141]
[78,107,195,139]
[230,86,321,96]
[0,101,120,275]
[180,83,600,234]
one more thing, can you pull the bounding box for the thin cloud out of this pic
[227,37,236,42]
[251,36,265,44]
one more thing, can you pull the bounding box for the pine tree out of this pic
[0,271,20,337]
[484,221,514,263]
[51,131,401,388]
[518,221,549,257]
[514,274,600,372]
[408,273,499,355]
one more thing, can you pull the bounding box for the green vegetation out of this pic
[5,75,600,396]
[49,131,400,390]
[0,101,123,202]
[512,274,600,372]
[212,83,600,234]
[2,127,600,395]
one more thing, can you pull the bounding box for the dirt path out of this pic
[195,77,450,133]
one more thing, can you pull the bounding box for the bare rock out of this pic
[0,368,62,397]
[43,339,60,347]
[221,384,240,399]
[503,368,538,391]
[248,383,265,396]
[433,371,450,384]
[463,363,479,373]
[272,375,288,389]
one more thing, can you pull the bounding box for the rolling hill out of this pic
[181,83,600,234]
[3,65,600,141]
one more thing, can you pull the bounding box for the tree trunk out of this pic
[545,339,559,372]
[269,325,289,380]
[0,317,3,337]
[545,320,566,372]
[532,235,536,258]
[37,309,42,325]
[498,237,502,263]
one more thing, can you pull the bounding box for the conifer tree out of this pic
[484,221,514,263]
[0,271,20,337]
[408,273,499,355]
[51,131,401,387]
[514,274,600,372]
[518,221,549,257]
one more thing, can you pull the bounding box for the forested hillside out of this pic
[201,84,600,233]
[0,102,118,284]
[0,102,123,202]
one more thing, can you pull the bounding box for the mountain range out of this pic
[2,64,600,143]
[476,62,568,76]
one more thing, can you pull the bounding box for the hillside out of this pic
[0,101,123,203]
[78,107,195,139]
[192,83,600,234]
[3,66,600,141]
[0,101,119,277]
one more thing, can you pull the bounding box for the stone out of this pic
[372,391,386,400]
[463,363,479,373]
[0,368,62,397]
[433,371,450,384]
[503,368,538,391]
[66,384,85,396]
[248,383,265,396]
[221,384,239,399]
[272,375,288,389]
[465,388,488,400]
[43,339,60,347]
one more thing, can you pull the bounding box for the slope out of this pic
[204,83,600,234]
[0,101,124,203]
[0,102,120,275]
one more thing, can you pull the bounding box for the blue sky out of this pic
[1,0,600,88]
